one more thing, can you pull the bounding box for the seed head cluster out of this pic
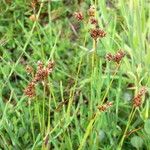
[90,28,106,40]
[74,5,106,41]
[88,5,106,40]
[106,50,126,64]
[74,12,84,21]
[133,87,147,107]
[24,61,55,98]
[98,101,113,112]
[24,82,36,98]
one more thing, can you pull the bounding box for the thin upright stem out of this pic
[42,79,47,149]
[78,63,121,150]
[92,39,97,69]
[29,101,35,142]
[101,63,121,104]
[77,113,99,150]
[118,107,136,149]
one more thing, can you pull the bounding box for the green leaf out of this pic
[144,119,150,135]
[131,136,143,149]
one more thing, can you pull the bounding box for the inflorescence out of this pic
[98,101,113,112]
[106,50,126,64]
[74,5,106,41]
[133,87,147,107]
[74,11,84,21]
[24,61,55,98]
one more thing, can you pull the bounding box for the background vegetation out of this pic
[0,0,150,149]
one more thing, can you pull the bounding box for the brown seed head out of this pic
[133,87,147,107]
[113,50,126,64]
[74,11,84,21]
[24,61,55,98]
[24,82,36,98]
[106,50,126,63]
[90,28,106,40]
[98,101,113,112]
[33,61,55,83]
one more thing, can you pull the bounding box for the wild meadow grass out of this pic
[0,0,150,150]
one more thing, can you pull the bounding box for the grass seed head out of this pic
[24,61,55,98]
[90,28,106,40]
[24,82,36,98]
[33,61,54,83]
[98,101,113,112]
[133,87,147,107]
[113,50,126,64]
[106,50,126,63]
[74,11,84,21]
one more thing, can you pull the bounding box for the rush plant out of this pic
[0,0,149,150]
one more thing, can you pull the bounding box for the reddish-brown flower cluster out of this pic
[24,61,55,98]
[24,82,36,98]
[133,87,147,107]
[98,101,113,112]
[87,5,106,40]
[106,50,126,64]
[90,28,106,40]
[74,5,106,41]
[74,5,106,42]
[74,12,84,21]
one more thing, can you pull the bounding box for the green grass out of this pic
[0,0,150,150]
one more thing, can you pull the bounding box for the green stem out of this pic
[78,63,121,150]
[118,107,136,149]
[42,79,47,149]
[91,39,97,69]
[101,63,120,104]
[66,56,83,118]
[29,101,35,142]
[77,113,99,150]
